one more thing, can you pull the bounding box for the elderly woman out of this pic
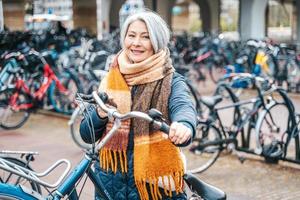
[80,11,197,200]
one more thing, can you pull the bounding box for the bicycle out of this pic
[183,73,289,173]
[0,91,226,200]
[0,50,80,129]
[255,86,300,164]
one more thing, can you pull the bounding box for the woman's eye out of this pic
[128,34,135,38]
[143,35,150,39]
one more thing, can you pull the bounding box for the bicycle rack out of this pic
[0,157,71,188]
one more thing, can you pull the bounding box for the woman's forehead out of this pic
[127,20,149,33]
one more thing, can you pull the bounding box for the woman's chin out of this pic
[130,56,145,63]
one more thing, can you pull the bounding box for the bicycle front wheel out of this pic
[214,82,241,128]
[0,88,31,130]
[182,121,222,173]
[49,71,82,115]
[69,107,93,150]
[255,102,290,161]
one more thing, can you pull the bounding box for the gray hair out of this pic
[120,11,170,53]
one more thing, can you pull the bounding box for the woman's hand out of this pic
[167,122,192,145]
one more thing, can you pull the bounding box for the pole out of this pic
[96,0,103,40]
[0,0,3,31]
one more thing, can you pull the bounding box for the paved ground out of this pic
[1,81,300,199]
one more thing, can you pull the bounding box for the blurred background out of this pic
[0,0,300,44]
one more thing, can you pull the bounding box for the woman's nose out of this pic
[132,37,141,46]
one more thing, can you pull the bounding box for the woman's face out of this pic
[124,20,154,63]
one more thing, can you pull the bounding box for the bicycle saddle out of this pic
[200,95,222,109]
[184,172,226,200]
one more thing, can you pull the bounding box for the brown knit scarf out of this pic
[98,49,184,200]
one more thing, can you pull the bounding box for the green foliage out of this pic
[220,18,237,32]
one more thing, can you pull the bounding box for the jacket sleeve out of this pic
[79,105,108,144]
[169,73,197,147]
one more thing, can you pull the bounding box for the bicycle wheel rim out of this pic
[182,122,221,173]
[49,73,79,115]
[257,102,289,159]
[0,88,30,129]
[70,108,93,150]
[214,83,240,128]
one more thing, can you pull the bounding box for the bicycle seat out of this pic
[201,95,222,109]
[184,172,226,200]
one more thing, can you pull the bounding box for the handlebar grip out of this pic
[159,121,170,134]
[98,92,109,103]
[77,92,109,103]
[77,93,92,99]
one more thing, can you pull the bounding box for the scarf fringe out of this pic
[135,171,184,200]
[99,149,127,173]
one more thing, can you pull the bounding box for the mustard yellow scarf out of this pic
[98,49,184,200]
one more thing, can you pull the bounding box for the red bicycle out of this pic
[0,50,81,129]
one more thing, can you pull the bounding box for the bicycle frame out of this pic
[52,153,111,200]
[204,76,275,153]
[209,97,262,149]
[0,152,112,200]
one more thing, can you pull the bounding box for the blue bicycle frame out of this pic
[0,152,113,200]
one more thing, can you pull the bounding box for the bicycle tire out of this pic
[0,157,42,194]
[214,82,241,129]
[185,81,202,116]
[48,70,82,115]
[209,64,225,84]
[255,102,290,161]
[182,121,222,174]
[0,88,31,130]
[69,106,93,150]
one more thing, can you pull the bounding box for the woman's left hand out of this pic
[167,122,192,145]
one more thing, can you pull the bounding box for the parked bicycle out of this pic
[0,50,80,129]
[255,86,300,164]
[183,73,291,173]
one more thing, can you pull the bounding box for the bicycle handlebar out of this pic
[77,91,170,151]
